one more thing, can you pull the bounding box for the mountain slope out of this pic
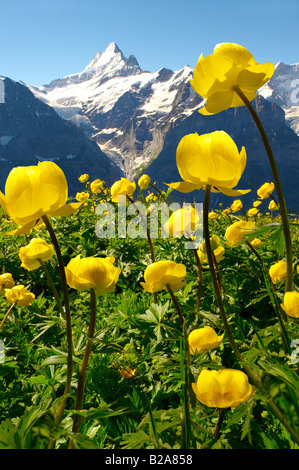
[0,77,121,195]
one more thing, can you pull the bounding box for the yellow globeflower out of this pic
[138,174,151,190]
[247,207,259,217]
[190,42,274,115]
[197,234,225,264]
[192,369,254,408]
[269,260,287,284]
[90,179,105,194]
[164,206,201,238]
[250,238,262,247]
[231,199,243,213]
[65,255,121,296]
[253,200,262,207]
[268,200,278,211]
[281,291,299,318]
[140,260,186,293]
[119,367,136,378]
[5,285,35,306]
[188,326,223,354]
[65,255,121,295]
[257,182,275,199]
[167,131,250,197]
[0,273,15,290]
[208,211,218,220]
[78,174,89,183]
[76,191,89,202]
[19,238,54,271]
[110,178,136,203]
[225,220,255,247]
[0,161,82,235]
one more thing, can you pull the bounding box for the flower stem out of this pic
[126,195,157,303]
[166,283,191,449]
[203,186,260,387]
[69,288,97,447]
[245,241,291,354]
[38,258,66,320]
[0,302,16,330]
[42,215,73,427]
[233,86,293,293]
[213,408,227,440]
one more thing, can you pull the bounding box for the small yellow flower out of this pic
[0,273,15,290]
[140,260,186,293]
[225,220,255,247]
[76,191,89,202]
[19,238,54,271]
[247,207,259,217]
[138,174,151,190]
[5,285,35,306]
[110,178,136,203]
[78,174,89,183]
[208,211,218,220]
[188,326,223,354]
[164,206,201,238]
[119,367,136,378]
[253,200,262,207]
[231,199,243,212]
[281,291,299,318]
[250,238,262,247]
[257,182,275,199]
[268,200,278,211]
[269,260,287,284]
[197,235,225,264]
[192,368,254,408]
[90,179,105,194]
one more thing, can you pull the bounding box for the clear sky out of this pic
[0,0,298,86]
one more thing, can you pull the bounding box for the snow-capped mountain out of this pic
[27,42,201,178]
[259,61,299,134]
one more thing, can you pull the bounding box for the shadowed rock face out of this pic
[0,78,122,196]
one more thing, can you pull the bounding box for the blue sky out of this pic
[0,0,298,86]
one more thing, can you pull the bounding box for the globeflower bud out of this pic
[188,326,223,354]
[257,182,275,199]
[269,260,287,284]
[138,174,151,190]
[140,260,186,293]
[19,238,54,271]
[0,273,15,290]
[5,285,35,306]
[225,220,255,247]
[281,291,299,318]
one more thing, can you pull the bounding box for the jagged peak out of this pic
[84,42,126,71]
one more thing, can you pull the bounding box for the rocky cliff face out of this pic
[0,78,121,195]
